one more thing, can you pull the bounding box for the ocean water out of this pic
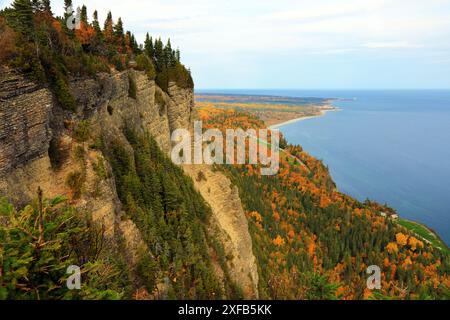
[197,89,450,245]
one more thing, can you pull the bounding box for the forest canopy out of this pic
[0,0,193,110]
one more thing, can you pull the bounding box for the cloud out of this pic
[362,41,423,49]
[2,0,450,88]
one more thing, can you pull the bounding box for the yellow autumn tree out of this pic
[386,242,399,254]
[408,236,424,251]
[395,233,408,247]
[273,235,285,247]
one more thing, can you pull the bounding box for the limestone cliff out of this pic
[0,66,258,298]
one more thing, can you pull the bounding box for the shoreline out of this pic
[268,108,340,130]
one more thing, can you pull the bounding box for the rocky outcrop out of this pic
[183,164,259,298]
[0,68,193,202]
[0,67,53,176]
[0,66,259,299]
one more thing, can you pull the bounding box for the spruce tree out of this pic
[154,37,164,70]
[11,0,34,36]
[103,11,113,41]
[92,10,101,33]
[114,17,124,37]
[80,5,87,24]
[144,33,154,58]
[164,38,173,67]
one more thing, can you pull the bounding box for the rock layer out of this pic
[0,67,259,299]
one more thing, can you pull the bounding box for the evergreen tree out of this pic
[144,33,154,58]
[92,10,101,33]
[114,17,124,37]
[154,37,164,70]
[10,0,34,35]
[164,38,173,67]
[103,11,113,41]
[80,5,87,24]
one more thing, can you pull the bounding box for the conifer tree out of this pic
[144,33,154,58]
[164,38,173,67]
[11,0,33,34]
[103,11,113,41]
[80,5,87,24]
[154,37,164,70]
[114,17,124,37]
[92,10,101,33]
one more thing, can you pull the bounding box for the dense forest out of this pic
[101,128,241,299]
[198,106,450,300]
[0,0,193,110]
[0,127,238,299]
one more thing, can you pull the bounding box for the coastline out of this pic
[268,108,340,130]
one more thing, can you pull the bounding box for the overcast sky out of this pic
[2,0,450,89]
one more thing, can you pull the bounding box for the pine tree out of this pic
[154,37,164,70]
[80,5,87,24]
[130,33,139,53]
[92,10,101,33]
[103,11,113,41]
[10,0,34,36]
[164,38,173,67]
[114,17,124,37]
[144,33,154,58]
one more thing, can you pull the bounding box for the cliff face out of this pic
[183,164,259,298]
[0,67,191,203]
[0,67,53,177]
[0,66,259,298]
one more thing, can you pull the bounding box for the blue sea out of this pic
[197,89,450,245]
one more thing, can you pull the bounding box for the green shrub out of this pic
[66,170,85,198]
[54,75,76,111]
[73,120,90,142]
[74,145,86,163]
[136,54,156,80]
[0,195,124,300]
[93,157,110,180]
[111,54,125,71]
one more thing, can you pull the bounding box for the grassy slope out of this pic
[397,218,449,254]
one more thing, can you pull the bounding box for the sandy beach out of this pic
[269,108,340,130]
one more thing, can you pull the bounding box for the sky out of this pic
[2,0,450,89]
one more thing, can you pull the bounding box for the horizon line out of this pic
[195,88,450,91]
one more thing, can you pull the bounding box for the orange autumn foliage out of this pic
[273,235,285,247]
[386,242,399,254]
[395,233,408,247]
[408,236,424,251]
[75,22,96,45]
